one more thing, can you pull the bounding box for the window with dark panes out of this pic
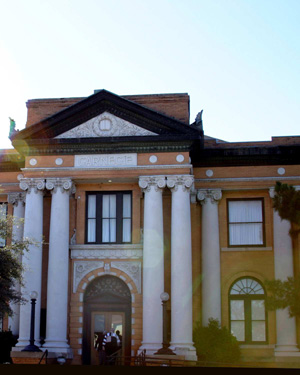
[228,199,264,246]
[86,192,132,244]
[229,278,267,344]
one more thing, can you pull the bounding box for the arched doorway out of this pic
[82,275,132,365]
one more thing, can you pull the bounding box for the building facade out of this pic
[1,89,300,365]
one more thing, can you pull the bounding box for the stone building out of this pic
[1,89,300,365]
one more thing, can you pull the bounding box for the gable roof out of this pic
[11,89,203,156]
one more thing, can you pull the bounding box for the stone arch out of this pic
[82,273,132,365]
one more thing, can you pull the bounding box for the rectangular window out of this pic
[0,203,7,247]
[228,199,264,246]
[86,192,132,244]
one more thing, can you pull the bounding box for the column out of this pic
[197,189,222,325]
[7,193,25,336]
[138,176,166,354]
[166,175,197,360]
[43,178,74,352]
[16,179,45,348]
[269,188,300,356]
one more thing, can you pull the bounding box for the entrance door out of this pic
[91,311,125,365]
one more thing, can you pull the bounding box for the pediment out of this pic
[55,112,157,139]
[10,89,203,155]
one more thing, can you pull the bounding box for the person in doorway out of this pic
[102,328,120,365]
[96,331,106,365]
[116,330,122,348]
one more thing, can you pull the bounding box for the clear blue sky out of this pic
[0,0,299,149]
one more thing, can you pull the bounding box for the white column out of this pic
[269,188,300,357]
[43,178,74,353]
[7,193,25,336]
[138,176,166,354]
[167,175,197,360]
[16,179,45,348]
[197,189,222,325]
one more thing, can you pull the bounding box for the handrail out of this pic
[38,349,48,365]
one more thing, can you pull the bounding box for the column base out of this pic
[169,343,198,361]
[42,339,70,352]
[15,339,41,349]
[274,345,300,357]
[138,343,163,356]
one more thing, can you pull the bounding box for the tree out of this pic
[264,277,300,318]
[193,318,241,364]
[272,181,300,237]
[0,215,32,317]
[265,182,300,317]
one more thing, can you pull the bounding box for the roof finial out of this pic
[195,110,203,130]
[9,117,16,138]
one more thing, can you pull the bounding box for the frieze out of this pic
[56,112,157,139]
[70,244,143,260]
[74,153,137,168]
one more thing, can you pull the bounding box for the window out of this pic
[0,203,7,247]
[86,192,132,244]
[229,278,267,343]
[227,199,264,246]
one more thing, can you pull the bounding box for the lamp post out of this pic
[155,292,175,355]
[21,291,42,352]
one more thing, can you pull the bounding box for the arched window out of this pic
[229,277,267,343]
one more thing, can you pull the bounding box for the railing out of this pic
[38,349,48,365]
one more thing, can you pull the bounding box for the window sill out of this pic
[221,247,272,252]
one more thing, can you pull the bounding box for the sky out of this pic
[0,0,299,150]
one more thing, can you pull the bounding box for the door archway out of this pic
[82,275,132,365]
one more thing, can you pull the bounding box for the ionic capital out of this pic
[166,175,194,192]
[46,178,75,195]
[269,187,275,199]
[8,192,26,207]
[19,178,45,194]
[197,189,222,205]
[138,176,166,193]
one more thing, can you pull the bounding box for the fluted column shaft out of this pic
[43,178,74,351]
[197,189,222,325]
[16,179,45,347]
[138,176,166,354]
[167,175,196,358]
[8,193,25,336]
[269,188,299,355]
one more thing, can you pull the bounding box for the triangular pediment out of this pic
[10,89,203,155]
[55,112,158,139]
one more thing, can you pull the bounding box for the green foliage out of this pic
[0,215,33,316]
[0,330,17,363]
[193,318,241,364]
[264,277,300,317]
[272,181,300,236]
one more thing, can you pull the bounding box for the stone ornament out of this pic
[8,192,26,206]
[70,244,143,260]
[176,154,184,163]
[73,261,104,293]
[19,178,45,194]
[197,189,222,204]
[29,158,37,166]
[55,111,157,139]
[111,261,142,294]
[138,176,166,193]
[166,175,194,192]
[46,178,75,194]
